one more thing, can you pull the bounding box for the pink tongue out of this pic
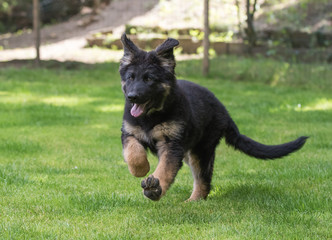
[130,103,144,117]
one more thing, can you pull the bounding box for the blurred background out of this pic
[0,0,331,66]
[0,2,331,238]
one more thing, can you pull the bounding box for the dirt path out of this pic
[0,0,158,63]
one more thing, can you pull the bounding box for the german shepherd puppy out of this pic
[119,33,307,201]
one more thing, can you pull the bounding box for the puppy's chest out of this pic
[122,120,183,144]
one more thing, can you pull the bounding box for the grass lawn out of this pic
[0,56,331,239]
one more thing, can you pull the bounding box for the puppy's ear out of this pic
[120,33,140,65]
[155,38,179,72]
[155,38,179,58]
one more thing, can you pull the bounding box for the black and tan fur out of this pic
[119,34,308,201]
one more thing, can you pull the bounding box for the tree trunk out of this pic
[235,0,243,39]
[245,0,257,54]
[202,0,210,76]
[93,0,100,15]
[33,0,41,67]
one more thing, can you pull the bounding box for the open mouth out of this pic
[130,101,149,118]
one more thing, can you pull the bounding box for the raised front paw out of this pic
[141,175,162,201]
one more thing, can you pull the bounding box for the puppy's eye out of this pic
[127,75,134,81]
[144,76,152,82]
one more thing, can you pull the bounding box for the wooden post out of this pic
[33,0,41,67]
[202,0,210,76]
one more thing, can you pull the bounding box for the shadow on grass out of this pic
[0,97,123,128]
[0,59,95,70]
[0,103,98,127]
[211,182,323,214]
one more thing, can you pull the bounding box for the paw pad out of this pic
[141,175,162,201]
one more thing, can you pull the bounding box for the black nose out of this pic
[127,92,138,102]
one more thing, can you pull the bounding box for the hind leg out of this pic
[186,117,224,201]
[185,148,216,201]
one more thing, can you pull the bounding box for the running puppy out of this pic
[119,34,307,201]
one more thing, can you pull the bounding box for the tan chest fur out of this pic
[122,120,183,144]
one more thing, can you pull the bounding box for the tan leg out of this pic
[123,136,150,177]
[185,152,209,201]
[152,150,179,196]
[141,143,183,201]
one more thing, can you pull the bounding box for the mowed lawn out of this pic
[0,57,331,239]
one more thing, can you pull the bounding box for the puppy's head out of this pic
[119,34,179,118]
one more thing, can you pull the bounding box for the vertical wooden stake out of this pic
[202,0,210,76]
[33,0,41,67]
[93,0,100,15]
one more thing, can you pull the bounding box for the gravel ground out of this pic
[0,0,158,64]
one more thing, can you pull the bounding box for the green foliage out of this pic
[0,57,331,239]
[0,0,10,11]
[102,33,117,46]
[0,0,28,12]
[125,24,165,36]
[189,29,204,40]
[187,29,234,43]
[210,31,234,42]
[196,46,216,57]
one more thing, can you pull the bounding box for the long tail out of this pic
[225,119,308,159]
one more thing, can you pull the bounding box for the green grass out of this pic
[0,56,331,239]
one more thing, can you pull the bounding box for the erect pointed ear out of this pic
[120,33,140,65]
[155,38,179,57]
[155,38,179,71]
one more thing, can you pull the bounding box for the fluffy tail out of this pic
[225,119,308,160]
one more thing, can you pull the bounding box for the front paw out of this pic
[141,175,162,201]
